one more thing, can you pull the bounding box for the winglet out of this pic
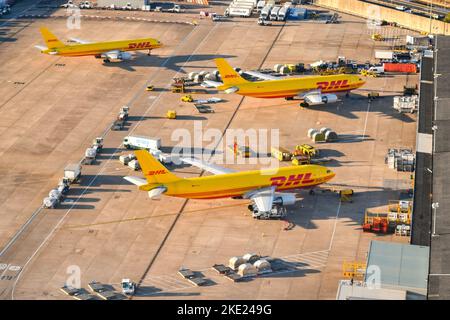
[214,58,249,85]
[39,27,64,49]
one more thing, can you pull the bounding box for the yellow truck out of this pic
[271,147,292,161]
[294,144,318,158]
[166,110,177,119]
[181,95,194,102]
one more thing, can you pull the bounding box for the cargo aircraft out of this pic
[205,58,366,107]
[35,27,163,63]
[124,150,335,218]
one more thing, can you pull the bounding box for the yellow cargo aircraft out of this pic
[35,27,163,63]
[204,58,365,107]
[124,150,335,218]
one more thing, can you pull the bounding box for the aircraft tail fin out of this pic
[214,58,249,85]
[134,150,181,184]
[39,27,64,49]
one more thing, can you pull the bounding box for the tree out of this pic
[445,13,450,23]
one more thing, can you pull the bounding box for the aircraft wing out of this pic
[201,80,223,88]
[243,70,281,80]
[68,37,91,44]
[181,157,236,175]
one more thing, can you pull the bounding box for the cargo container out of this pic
[287,7,307,20]
[383,63,417,73]
[227,6,252,17]
[375,51,394,60]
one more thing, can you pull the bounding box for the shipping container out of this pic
[375,51,394,60]
[287,7,307,20]
[383,63,417,73]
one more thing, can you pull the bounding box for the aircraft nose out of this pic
[325,169,335,180]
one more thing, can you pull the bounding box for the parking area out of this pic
[0,3,418,299]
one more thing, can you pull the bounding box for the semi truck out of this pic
[277,5,288,21]
[123,135,161,151]
[260,4,273,20]
[269,6,281,20]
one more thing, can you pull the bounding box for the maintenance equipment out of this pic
[146,85,154,91]
[371,33,384,41]
[339,189,354,203]
[342,261,367,280]
[271,147,293,161]
[393,95,418,113]
[291,155,310,166]
[181,95,194,102]
[64,164,81,184]
[294,144,318,157]
[121,279,135,295]
[368,91,380,100]
[166,110,177,119]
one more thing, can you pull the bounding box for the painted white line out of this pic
[328,201,341,252]
[9,24,204,300]
[0,207,43,257]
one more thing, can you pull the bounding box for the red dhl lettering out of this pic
[146,170,167,176]
[270,173,314,187]
[316,79,351,90]
[224,74,239,79]
[128,42,152,49]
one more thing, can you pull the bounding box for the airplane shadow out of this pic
[307,93,417,122]
[102,53,236,73]
[135,286,201,297]
[284,185,412,230]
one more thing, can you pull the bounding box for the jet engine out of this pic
[320,94,339,104]
[273,193,297,206]
[118,52,132,60]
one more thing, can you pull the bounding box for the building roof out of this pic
[365,241,429,291]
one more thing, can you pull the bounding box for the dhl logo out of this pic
[316,80,350,90]
[224,74,239,79]
[128,42,153,49]
[48,39,58,42]
[146,170,167,176]
[270,173,314,187]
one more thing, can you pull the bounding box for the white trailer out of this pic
[277,5,288,20]
[269,6,280,20]
[233,0,257,5]
[257,1,265,12]
[260,4,273,19]
[123,135,161,150]
[228,3,254,10]
[375,51,394,60]
[228,7,252,17]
